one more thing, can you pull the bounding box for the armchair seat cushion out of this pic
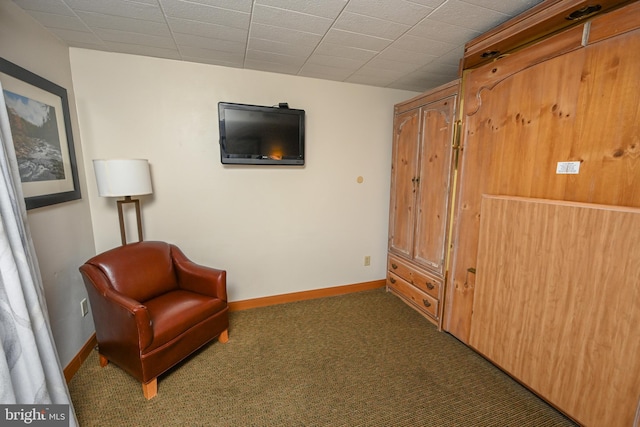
[145,290,227,352]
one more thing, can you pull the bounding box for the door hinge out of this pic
[452,120,462,169]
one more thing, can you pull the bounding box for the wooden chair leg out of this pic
[219,329,229,343]
[142,378,157,400]
[99,354,108,367]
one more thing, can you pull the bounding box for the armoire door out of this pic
[412,97,457,275]
[388,108,420,259]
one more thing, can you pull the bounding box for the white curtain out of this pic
[0,81,77,424]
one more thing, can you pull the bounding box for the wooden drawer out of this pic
[387,272,439,319]
[388,256,442,300]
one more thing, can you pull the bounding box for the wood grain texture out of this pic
[463,0,633,69]
[413,96,456,274]
[445,14,640,342]
[388,108,421,259]
[470,195,640,427]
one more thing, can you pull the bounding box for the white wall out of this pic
[70,49,418,302]
[0,1,96,367]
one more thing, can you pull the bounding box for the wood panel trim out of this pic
[588,0,640,43]
[64,333,97,383]
[464,24,584,117]
[463,0,633,69]
[395,79,459,114]
[228,280,386,312]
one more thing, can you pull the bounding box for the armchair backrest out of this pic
[85,241,178,302]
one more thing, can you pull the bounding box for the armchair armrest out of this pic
[170,245,227,302]
[79,264,154,351]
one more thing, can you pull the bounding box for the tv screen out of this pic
[218,102,305,165]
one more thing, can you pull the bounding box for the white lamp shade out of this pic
[93,159,153,197]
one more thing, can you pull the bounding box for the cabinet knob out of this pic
[422,299,432,308]
[391,263,398,269]
[427,282,435,290]
[389,277,396,284]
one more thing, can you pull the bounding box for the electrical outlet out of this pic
[80,299,88,317]
[364,256,371,266]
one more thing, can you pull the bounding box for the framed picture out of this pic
[0,57,80,209]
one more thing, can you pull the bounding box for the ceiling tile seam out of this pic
[336,3,444,87]
[162,0,251,15]
[343,0,483,89]
[293,0,359,79]
[253,3,341,24]
[157,0,188,60]
[59,0,108,49]
[339,7,429,28]
[248,21,330,43]
[457,0,511,16]
[243,0,257,70]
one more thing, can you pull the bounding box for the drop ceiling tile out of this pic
[244,59,301,75]
[345,0,433,26]
[409,18,482,45]
[461,0,543,15]
[405,0,447,7]
[366,57,422,73]
[250,23,322,46]
[350,66,406,80]
[427,0,510,32]
[160,0,250,29]
[391,71,452,90]
[252,4,333,35]
[437,45,465,66]
[392,34,458,55]
[313,42,377,61]
[322,29,392,52]
[167,18,247,42]
[13,0,547,92]
[246,50,307,67]
[181,55,243,68]
[346,73,397,87]
[256,0,348,19]
[249,38,316,57]
[306,53,368,70]
[174,33,246,53]
[299,63,355,80]
[418,61,460,77]
[171,0,253,13]
[103,41,182,60]
[94,28,176,49]
[334,12,410,39]
[24,11,90,32]
[48,28,104,45]
[77,12,172,37]
[12,0,74,16]
[375,47,437,65]
[178,46,245,65]
[63,0,166,22]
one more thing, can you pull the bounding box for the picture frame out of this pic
[0,57,80,210]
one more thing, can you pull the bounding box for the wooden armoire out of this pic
[387,1,640,426]
[387,80,459,328]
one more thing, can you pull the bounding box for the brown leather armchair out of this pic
[79,241,229,399]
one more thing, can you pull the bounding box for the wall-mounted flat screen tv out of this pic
[218,102,305,165]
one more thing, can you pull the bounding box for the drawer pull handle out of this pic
[389,277,396,284]
[391,263,398,269]
[426,282,435,290]
[422,299,432,308]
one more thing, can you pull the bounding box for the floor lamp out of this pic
[93,159,153,246]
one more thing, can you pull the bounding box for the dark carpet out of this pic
[68,288,576,426]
